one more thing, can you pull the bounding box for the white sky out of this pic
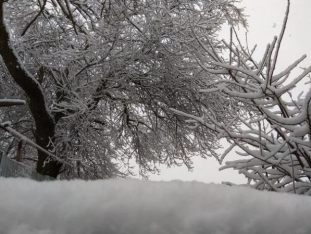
[142,0,311,184]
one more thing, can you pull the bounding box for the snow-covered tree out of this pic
[173,1,311,195]
[0,0,244,178]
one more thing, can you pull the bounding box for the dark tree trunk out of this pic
[0,1,62,178]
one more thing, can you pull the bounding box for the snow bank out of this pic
[1,178,311,234]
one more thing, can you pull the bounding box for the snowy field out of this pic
[1,178,311,234]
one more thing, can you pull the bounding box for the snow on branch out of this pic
[175,0,311,195]
[0,122,71,167]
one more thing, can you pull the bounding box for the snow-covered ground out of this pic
[1,178,311,234]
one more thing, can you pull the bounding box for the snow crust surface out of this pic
[1,178,311,234]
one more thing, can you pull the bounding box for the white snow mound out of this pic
[0,178,311,234]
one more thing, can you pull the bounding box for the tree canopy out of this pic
[0,0,244,179]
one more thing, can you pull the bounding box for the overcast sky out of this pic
[144,0,311,184]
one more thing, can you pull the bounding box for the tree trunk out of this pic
[0,1,62,178]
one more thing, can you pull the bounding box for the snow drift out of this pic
[1,178,311,234]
